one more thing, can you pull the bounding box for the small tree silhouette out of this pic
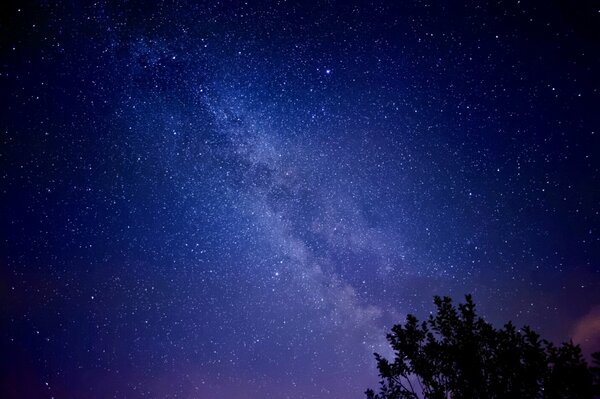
[366,295,598,399]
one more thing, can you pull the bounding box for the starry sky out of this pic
[1,1,599,398]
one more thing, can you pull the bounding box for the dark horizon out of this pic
[2,1,599,398]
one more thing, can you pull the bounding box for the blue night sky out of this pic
[2,1,599,398]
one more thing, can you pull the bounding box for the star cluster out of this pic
[2,1,599,398]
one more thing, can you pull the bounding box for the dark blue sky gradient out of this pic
[2,1,599,398]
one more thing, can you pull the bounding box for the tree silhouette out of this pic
[366,295,598,399]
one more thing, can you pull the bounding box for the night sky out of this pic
[2,1,599,398]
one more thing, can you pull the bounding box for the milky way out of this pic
[2,1,599,398]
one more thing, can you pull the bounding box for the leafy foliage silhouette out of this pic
[366,295,599,399]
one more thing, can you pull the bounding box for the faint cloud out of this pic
[572,305,600,356]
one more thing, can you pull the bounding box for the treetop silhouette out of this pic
[367,295,600,399]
